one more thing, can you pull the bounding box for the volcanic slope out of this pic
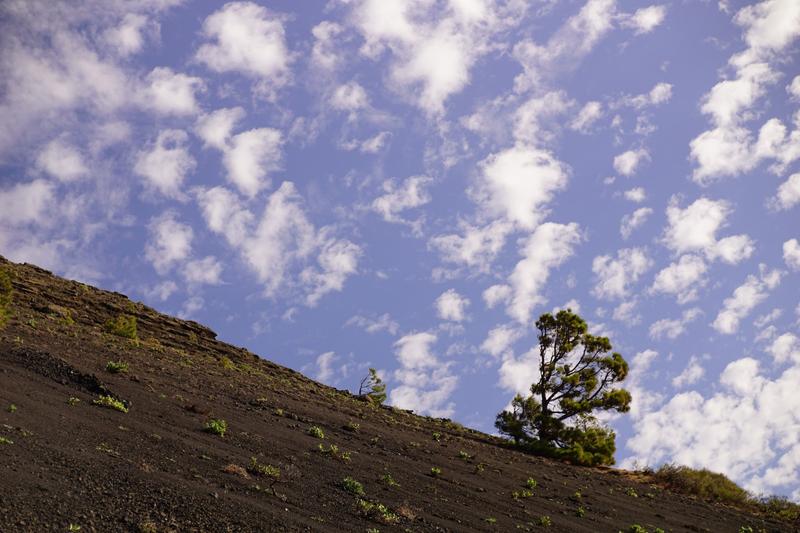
[0,256,792,533]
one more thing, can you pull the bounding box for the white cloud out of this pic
[36,138,87,182]
[183,256,223,285]
[772,173,800,210]
[141,67,204,116]
[0,179,55,226]
[613,148,649,176]
[104,13,150,57]
[625,354,800,497]
[710,234,756,264]
[783,239,800,270]
[345,313,399,335]
[195,186,253,247]
[483,284,512,309]
[592,248,653,300]
[624,187,646,202]
[507,222,582,323]
[195,1,291,99]
[179,296,204,319]
[651,254,708,304]
[144,280,178,302]
[389,332,457,417]
[480,323,522,359]
[620,207,653,240]
[513,91,574,145]
[617,82,673,110]
[300,238,362,307]
[331,81,369,115]
[311,21,345,72]
[144,211,193,275]
[223,128,283,197]
[195,107,246,151]
[435,289,470,322]
[497,346,540,395]
[621,5,667,35]
[134,129,196,200]
[313,351,338,383]
[474,145,569,229]
[612,299,640,324]
[371,175,432,229]
[789,75,800,100]
[429,219,512,274]
[672,355,705,388]
[649,307,702,340]
[767,333,800,365]
[513,0,617,92]
[570,101,603,133]
[712,265,783,334]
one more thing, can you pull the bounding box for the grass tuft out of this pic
[93,395,128,413]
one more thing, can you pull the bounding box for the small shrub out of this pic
[430,466,442,477]
[651,464,746,504]
[485,517,497,524]
[68,525,81,532]
[344,421,360,432]
[93,395,128,413]
[67,397,81,406]
[204,418,227,437]
[525,478,537,490]
[0,436,13,445]
[358,368,387,405]
[458,450,471,460]
[576,506,586,518]
[432,432,442,442]
[380,473,399,487]
[307,425,325,439]
[105,313,138,340]
[537,515,552,527]
[342,476,365,496]
[357,499,399,524]
[106,361,129,374]
[625,487,638,498]
[223,464,249,478]
[248,457,280,478]
[220,356,237,371]
[627,526,648,533]
[0,266,12,329]
[512,489,533,500]
[8,404,17,413]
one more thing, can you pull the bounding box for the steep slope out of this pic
[0,256,792,533]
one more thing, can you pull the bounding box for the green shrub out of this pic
[204,418,227,437]
[357,499,399,524]
[307,425,325,439]
[429,466,442,477]
[0,436,12,445]
[248,457,280,478]
[106,361,129,374]
[0,266,12,329]
[458,450,471,460]
[7,404,16,413]
[651,464,747,504]
[538,515,552,527]
[106,314,138,340]
[67,397,81,406]
[93,395,128,413]
[358,368,387,405]
[342,476,365,496]
[380,473,399,487]
[525,478,537,489]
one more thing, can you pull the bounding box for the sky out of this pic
[1,0,799,500]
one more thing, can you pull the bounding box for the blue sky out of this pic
[1,0,800,499]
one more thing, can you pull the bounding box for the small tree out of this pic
[358,368,387,405]
[495,309,631,465]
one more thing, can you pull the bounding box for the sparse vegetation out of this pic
[432,431,442,442]
[429,466,442,477]
[357,499,399,524]
[495,310,630,466]
[0,266,12,329]
[67,397,81,406]
[342,476,365,496]
[358,368,387,405]
[537,515,552,527]
[525,478,537,489]
[307,425,325,439]
[105,313,138,341]
[248,457,280,479]
[625,487,638,498]
[344,421,360,432]
[93,395,128,413]
[576,506,586,518]
[68,524,81,532]
[380,473,399,487]
[106,360,129,374]
[485,516,497,524]
[512,489,534,500]
[0,436,13,445]
[8,403,17,413]
[458,450,471,460]
[203,418,227,437]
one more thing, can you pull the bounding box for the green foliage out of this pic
[457,450,471,460]
[432,431,442,442]
[380,473,399,487]
[357,499,399,524]
[105,314,138,341]
[67,397,81,406]
[537,515,552,527]
[625,487,638,498]
[358,368,387,405]
[344,421,360,432]
[204,418,227,437]
[429,466,442,477]
[248,457,280,479]
[576,506,586,518]
[495,310,630,466]
[342,476,365,496]
[105,361,129,374]
[512,489,533,500]
[93,395,128,413]
[0,436,12,445]
[626,526,648,533]
[0,266,12,329]
[307,425,325,439]
[485,517,497,524]
[651,464,747,504]
[7,404,16,413]
[525,478,537,489]
[68,524,81,532]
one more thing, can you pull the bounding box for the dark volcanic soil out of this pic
[0,257,794,533]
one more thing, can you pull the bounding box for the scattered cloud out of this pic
[620,207,653,240]
[435,289,470,322]
[592,247,653,300]
[649,307,702,340]
[712,265,783,334]
[389,332,457,417]
[613,148,650,176]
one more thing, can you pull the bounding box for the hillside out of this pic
[0,256,793,533]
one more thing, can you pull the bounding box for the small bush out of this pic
[651,464,747,504]
[93,395,128,413]
[106,361,129,374]
[307,425,325,439]
[343,421,360,432]
[432,432,442,442]
[342,476,365,496]
[0,436,13,445]
[248,457,280,478]
[429,466,442,477]
[458,450,471,460]
[357,499,399,524]
[204,418,227,437]
[538,515,552,527]
[106,314,138,340]
[380,473,399,487]
[512,489,533,500]
[525,478,537,490]
[0,266,12,329]
[8,404,17,413]
[67,397,81,406]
